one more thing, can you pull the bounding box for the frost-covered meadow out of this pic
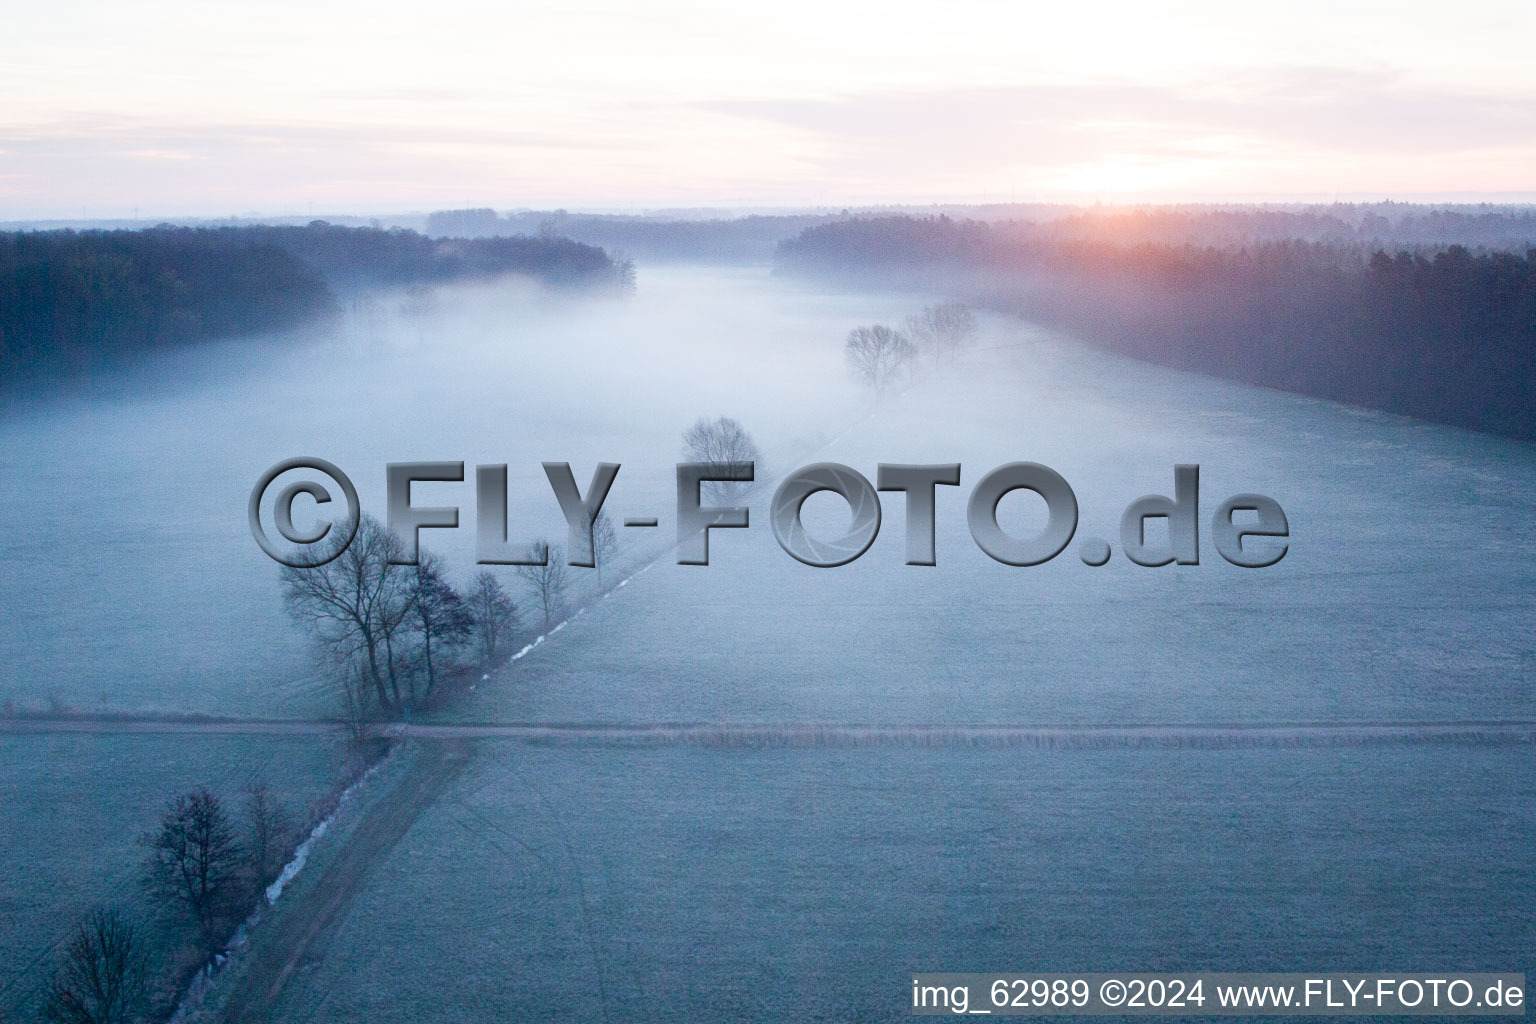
[241,742,1536,1023]
[2,264,1533,1022]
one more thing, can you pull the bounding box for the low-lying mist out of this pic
[2,260,1534,728]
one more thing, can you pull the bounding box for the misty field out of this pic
[2,265,1533,727]
[441,293,1536,727]
[2,264,1533,1024]
[8,0,1536,1019]
[0,731,350,1021]
[0,267,889,719]
[217,740,1535,1023]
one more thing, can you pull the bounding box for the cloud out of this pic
[2,69,1534,213]
[0,117,618,153]
[0,111,805,214]
[703,70,1536,179]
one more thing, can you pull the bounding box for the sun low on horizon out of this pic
[2,0,1534,218]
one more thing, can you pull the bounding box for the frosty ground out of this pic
[1,265,1532,1021]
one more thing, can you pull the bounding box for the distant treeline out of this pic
[935,203,1536,250]
[776,215,1536,441]
[427,207,845,262]
[0,222,624,383]
[423,202,1536,262]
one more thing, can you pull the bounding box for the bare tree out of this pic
[398,283,438,320]
[42,907,149,1024]
[142,788,243,957]
[335,662,371,744]
[609,248,637,293]
[406,551,473,697]
[583,508,619,585]
[281,515,411,712]
[904,300,978,362]
[681,416,761,502]
[245,782,295,894]
[515,540,570,633]
[466,571,518,668]
[845,324,918,394]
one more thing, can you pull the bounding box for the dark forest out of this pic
[777,213,1536,440]
[0,223,624,384]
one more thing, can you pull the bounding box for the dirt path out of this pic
[218,739,472,1024]
[4,715,1534,747]
[395,720,1536,748]
[0,716,342,735]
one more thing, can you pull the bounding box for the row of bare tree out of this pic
[844,300,979,395]
[49,414,773,1022]
[41,783,298,1024]
[281,525,515,715]
[280,513,627,721]
[278,416,755,726]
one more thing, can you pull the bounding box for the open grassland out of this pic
[4,267,1535,1024]
[0,267,875,720]
[444,319,1536,727]
[226,739,1534,1023]
[3,265,1534,728]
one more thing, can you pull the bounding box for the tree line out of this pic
[44,409,766,1021]
[280,519,528,720]
[843,300,979,395]
[281,416,763,726]
[426,206,842,262]
[777,215,1536,440]
[983,203,1536,250]
[279,513,630,722]
[40,780,311,1023]
[429,202,1536,261]
[0,222,629,385]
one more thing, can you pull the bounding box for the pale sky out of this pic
[2,0,1534,217]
